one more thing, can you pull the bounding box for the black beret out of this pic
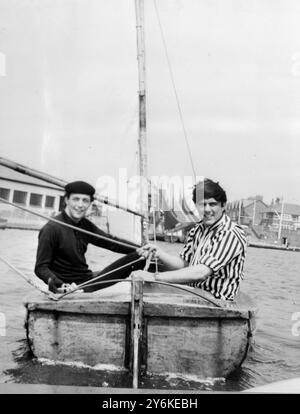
[65,181,95,198]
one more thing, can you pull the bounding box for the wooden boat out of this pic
[25,277,257,381]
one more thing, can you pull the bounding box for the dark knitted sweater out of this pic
[34,210,137,285]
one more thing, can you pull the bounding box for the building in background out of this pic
[0,165,64,229]
[226,195,269,227]
[227,195,300,247]
[261,203,300,231]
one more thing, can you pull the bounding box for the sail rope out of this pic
[54,257,145,299]
[0,254,49,295]
[55,277,224,307]
[153,0,197,181]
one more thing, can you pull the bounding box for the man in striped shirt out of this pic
[138,179,247,301]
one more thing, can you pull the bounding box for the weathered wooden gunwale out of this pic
[25,289,255,319]
[26,297,250,319]
[26,296,131,315]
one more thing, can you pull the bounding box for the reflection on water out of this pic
[0,229,300,391]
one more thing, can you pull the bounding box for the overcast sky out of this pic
[0,0,300,204]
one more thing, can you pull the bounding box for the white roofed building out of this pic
[0,165,64,229]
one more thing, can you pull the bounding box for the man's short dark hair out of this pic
[192,178,227,206]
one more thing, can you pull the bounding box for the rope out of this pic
[143,252,153,271]
[0,254,49,295]
[151,280,223,307]
[56,277,223,307]
[153,0,197,181]
[0,197,139,250]
[54,257,145,300]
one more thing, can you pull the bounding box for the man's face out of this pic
[65,193,92,223]
[196,197,225,227]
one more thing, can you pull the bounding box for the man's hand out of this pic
[48,277,82,294]
[136,243,161,260]
[131,270,156,282]
[57,283,78,294]
[48,276,64,293]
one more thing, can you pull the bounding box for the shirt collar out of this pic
[62,209,84,227]
[201,212,227,232]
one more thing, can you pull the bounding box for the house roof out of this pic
[227,199,269,212]
[265,203,300,216]
[0,165,64,191]
[242,199,254,208]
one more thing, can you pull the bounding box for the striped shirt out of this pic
[180,213,247,301]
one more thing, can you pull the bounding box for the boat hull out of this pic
[25,284,256,380]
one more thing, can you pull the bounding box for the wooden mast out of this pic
[130,0,148,390]
[135,0,149,245]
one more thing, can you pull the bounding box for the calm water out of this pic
[0,229,299,391]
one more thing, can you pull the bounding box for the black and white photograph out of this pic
[0,0,300,397]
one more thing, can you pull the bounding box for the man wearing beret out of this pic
[35,180,145,293]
